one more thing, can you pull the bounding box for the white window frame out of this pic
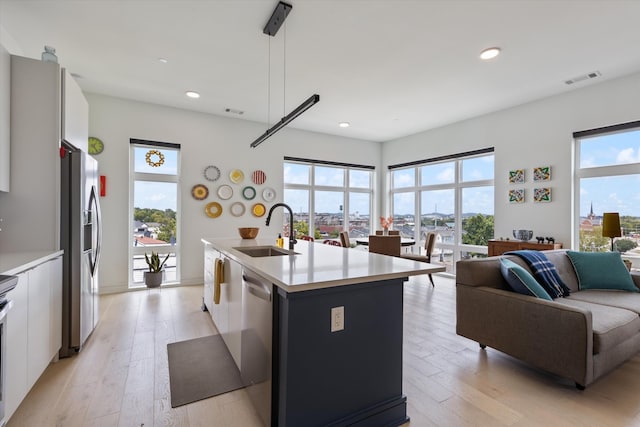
[129,140,181,288]
[283,158,375,239]
[573,121,640,250]
[389,150,494,271]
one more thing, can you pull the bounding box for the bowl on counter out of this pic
[238,227,260,239]
[513,229,533,241]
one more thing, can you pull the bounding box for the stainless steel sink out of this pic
[233,246,298,257]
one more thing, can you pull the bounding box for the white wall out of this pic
[87,94,381,293]
[382,71,640,249]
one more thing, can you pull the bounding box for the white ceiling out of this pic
[2,0,640,142]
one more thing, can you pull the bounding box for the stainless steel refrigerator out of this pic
[59,141,102,357]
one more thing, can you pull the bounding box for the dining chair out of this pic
[339,231,351,248]
[401,232,436,286]
[375,230,400,235]
[368,235,401,257]
[323,239,342,246]
[299,235,314,242]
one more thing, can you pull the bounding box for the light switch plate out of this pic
[331,306,344,332]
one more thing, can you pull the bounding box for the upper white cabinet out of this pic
[61,69,88,152]
[0,42,10,192]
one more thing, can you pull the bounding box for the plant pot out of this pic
[144,271,163,288]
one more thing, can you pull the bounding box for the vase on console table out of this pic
[383,228,389,236]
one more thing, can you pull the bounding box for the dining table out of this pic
[355,236,416,247]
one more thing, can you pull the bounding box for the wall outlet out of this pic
[331,306,344,332]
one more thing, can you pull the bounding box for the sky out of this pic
[133,147,178,211]
[579,129,640,217]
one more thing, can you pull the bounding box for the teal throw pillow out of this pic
[566,251,638,292]
[500,258,553,300]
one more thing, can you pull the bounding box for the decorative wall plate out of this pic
[205,202,222,218]
[217,185,233,200]
[252,170,267,185]
[252,203,266,217]
[191,184,209,200]
[203,165,221,182]
[262,187,276,202]
[229,169,244,184]
[230,202,246,217]
[242,186,256,200]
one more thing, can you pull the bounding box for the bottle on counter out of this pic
[277,233,284,248]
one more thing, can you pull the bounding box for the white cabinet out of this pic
[0,42,10,192]
[203,247,242,368]
[49,256,63,356]
[4,255,63,421]
[27,261,51,388]
[5,272,29,418]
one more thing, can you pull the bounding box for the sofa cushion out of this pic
[500,258,552,300]
[566,251,638,292]
[568,290,640,315]
[554,298,640,354]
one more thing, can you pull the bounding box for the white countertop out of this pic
[0,250,64,275]
[202,237,445,292]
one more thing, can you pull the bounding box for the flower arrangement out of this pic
[379,216,393,230]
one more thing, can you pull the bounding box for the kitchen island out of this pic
[202,237,445,427]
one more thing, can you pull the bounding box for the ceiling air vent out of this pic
[565,71,601,85]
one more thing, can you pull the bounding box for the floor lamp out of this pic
[602,212,621,252]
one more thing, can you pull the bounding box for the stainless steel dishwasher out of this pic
[241,268,273,426]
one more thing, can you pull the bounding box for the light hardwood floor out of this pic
[8,275,640,426]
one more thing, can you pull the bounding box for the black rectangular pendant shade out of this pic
[263,2,293,36]
[250,94,320,148]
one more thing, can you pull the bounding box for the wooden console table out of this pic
[488,239,563,256]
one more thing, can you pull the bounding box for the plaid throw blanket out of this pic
[504,250,570,298]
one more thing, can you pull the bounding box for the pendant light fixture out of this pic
[250,1,320,148]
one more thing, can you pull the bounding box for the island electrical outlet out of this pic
[331,306,344,332]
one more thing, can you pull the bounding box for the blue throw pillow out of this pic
[500,258,553,300]
[566,251,638,292]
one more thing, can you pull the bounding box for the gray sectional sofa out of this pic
[456,249,640,389]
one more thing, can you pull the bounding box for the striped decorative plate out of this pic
[251,170,267,185]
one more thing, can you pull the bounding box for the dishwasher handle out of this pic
[242,274,272,302]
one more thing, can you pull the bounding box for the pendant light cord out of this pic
[283,20,286,116]
[267,36,271,128]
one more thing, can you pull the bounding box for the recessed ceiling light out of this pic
[479,47,501,60]
[158,58,168,64]
[185,91,200,99]
[339,122,350,128]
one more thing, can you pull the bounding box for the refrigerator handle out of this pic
[89,185,102,276]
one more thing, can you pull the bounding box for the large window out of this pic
[389,150,494,273]
[575,122,640,256]
[130,139,180,287]
[283,158,374,242]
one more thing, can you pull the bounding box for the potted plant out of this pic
[144,251,170,288]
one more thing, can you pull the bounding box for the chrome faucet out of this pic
[265,203,297,250]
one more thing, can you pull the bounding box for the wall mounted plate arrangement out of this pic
[262,187,276,202]
[242,186,256,200]
[205,202,222,218]
[252,203,266,217]
[251,169,267,185]
[203,165,221,182]
[191,184,209,200]
[217,184,233,200]
[229,169,244,184]
[230,202,246,217]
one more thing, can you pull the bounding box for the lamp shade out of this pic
[602,212,622,238]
